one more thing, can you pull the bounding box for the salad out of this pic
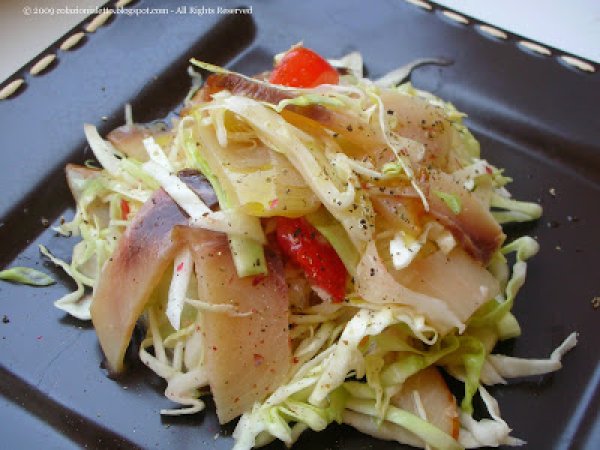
[45,46,576,449]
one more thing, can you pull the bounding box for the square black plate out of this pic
[0,1,599,449]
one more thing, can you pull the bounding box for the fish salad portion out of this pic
[48,46,577,450]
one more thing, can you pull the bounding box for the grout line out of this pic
[406,0,598,74]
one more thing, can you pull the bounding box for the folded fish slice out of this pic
[188,232,291,424]
[90,171,217,373]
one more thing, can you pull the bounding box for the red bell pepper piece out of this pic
[275,216,347,302]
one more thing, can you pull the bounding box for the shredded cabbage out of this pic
[374,58,450,88]
[0,266,55,286]
[486,332,577,380]
[210,94,373,252]
[328,51,364,79]
[434,190,462,214]
[458,386,525,448]
[44,50,578,450]
[346,397,462,450]
[275,94,346,112]
[166,248,193,330]
[181,119,268,277]
[389,221,456,270]
[39,245,91,320]
[490,193,543,224]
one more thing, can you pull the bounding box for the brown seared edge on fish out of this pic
[194,74,455,171]
[90,170,217,374]
[195,73,382,149]
[372,170,505,265]
[199,73,291,104]
[425,170,505,264]
[195,73,504,264]
[177,168,218,206]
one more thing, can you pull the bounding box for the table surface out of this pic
[1,0,599,83]
[435,0,600,64]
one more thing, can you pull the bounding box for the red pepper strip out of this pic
[269,47,339,88]
[120,199,130,220]
[275,217,347,302]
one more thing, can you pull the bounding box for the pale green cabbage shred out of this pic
[42,51,577,450]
